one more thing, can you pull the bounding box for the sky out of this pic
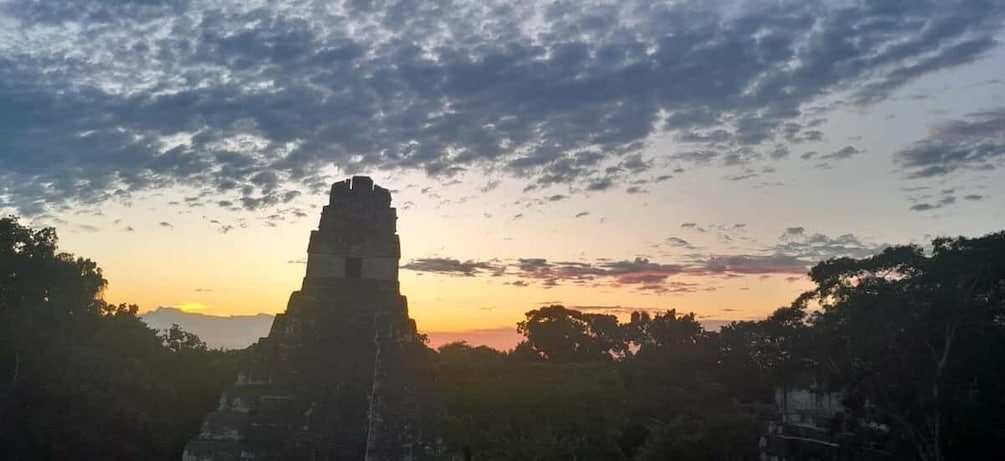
[1,0,1003,347]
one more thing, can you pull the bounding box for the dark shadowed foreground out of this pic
[1,204,1003,459]
[0,216,246,459]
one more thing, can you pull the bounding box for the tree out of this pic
[634,409,764,461]
[618,309,750,457]
[160,323,208,352]
[800,232,1005,460]
[0,216,245,459]
[716,305,811,402]
[626,309,708,353]
[435,341,628,460]
[515,305,627,362]
[0,216,106,316]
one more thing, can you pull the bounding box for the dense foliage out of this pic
[799,234,1005,460]
[0,217,246,460]
[439,307,770,460]
[434,231,1005,460]
[1,216,1002,460]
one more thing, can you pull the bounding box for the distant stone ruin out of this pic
[184,176,441,460]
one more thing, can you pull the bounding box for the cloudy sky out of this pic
[2,0,1003,347]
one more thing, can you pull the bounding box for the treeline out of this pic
[434,231,1005,460]
[436,306,769,460]
[0,217,246,459]
[1,216,1003,460]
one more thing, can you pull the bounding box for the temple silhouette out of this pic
[184,176,440,460]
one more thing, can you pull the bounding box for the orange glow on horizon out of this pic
[174,302,210,313]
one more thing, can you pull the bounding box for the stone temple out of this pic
[184,176,441,460]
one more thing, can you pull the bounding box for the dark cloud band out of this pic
[1,0,1002,215]
[402,230,887,291]
[897,109,1005,178]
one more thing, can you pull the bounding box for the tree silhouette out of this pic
[800,232,1005,460]
[0,216,244,459]
[4,214,1003,460]
[515,304,626,362]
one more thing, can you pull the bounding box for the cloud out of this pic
[368,226,888,292]
[897,109,1005,178]
[516,258,551,273]
[0,0,1001,215]
[773,230,887,260]
[689,230,886,276]
[401,257,502,276]
[586,179,614,192]
[680,222,707,233]
[908,193,959,212]
[158,221,174,229]
[820,145,862,161]
[501,252,788,288]
[768,144,790,160]
[725,171,759,181]
[697,254,807,275]
[499,257,689,291]
[665,237,692,248]
[571,305,674,315]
